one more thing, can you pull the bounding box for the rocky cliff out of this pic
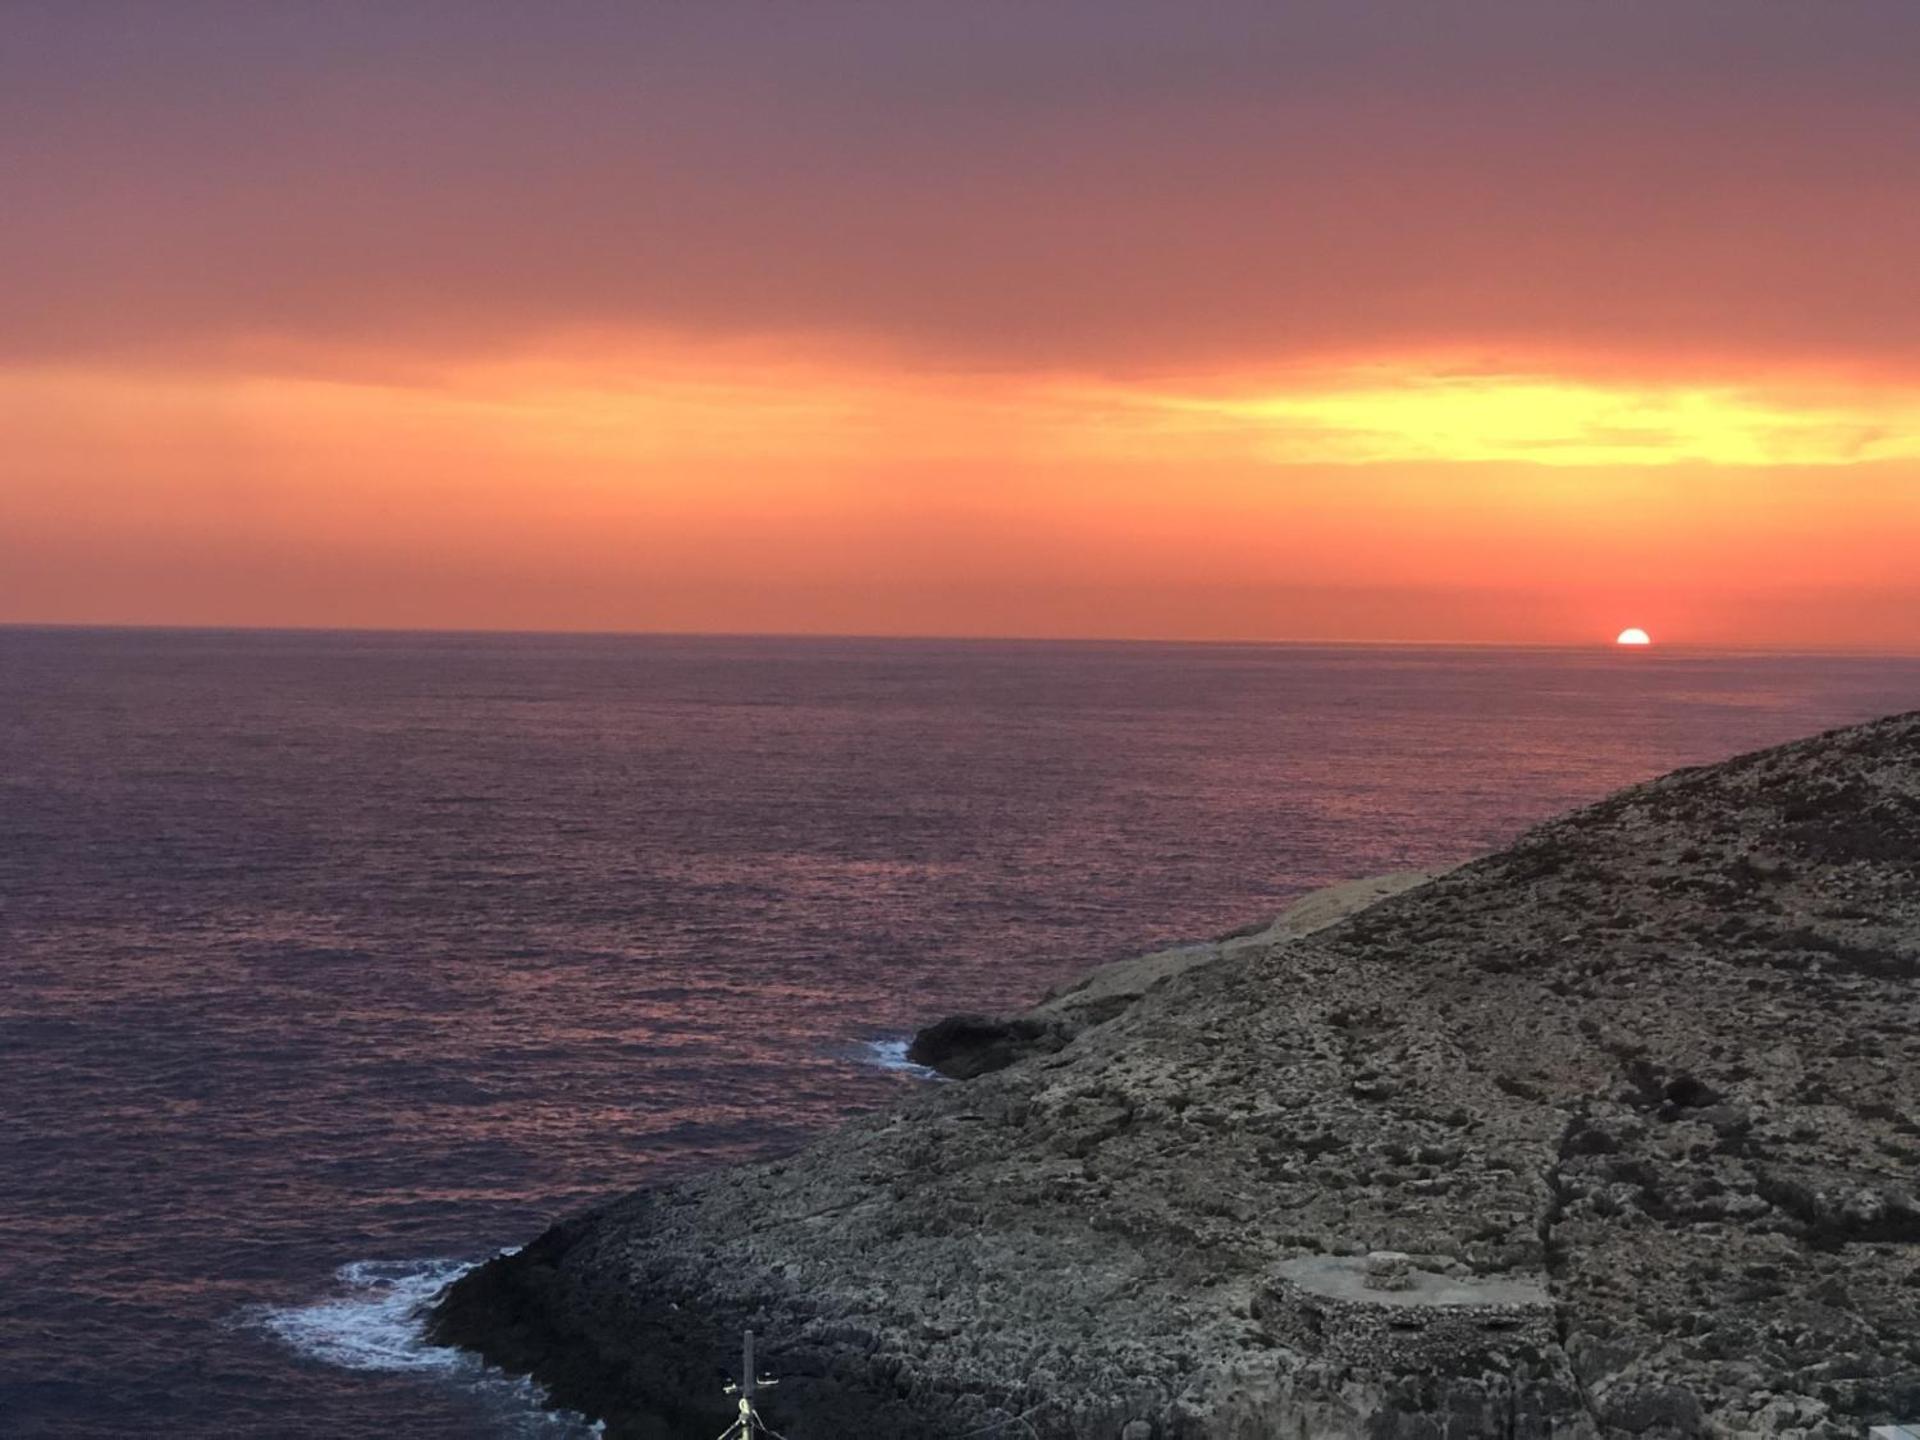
[432,713,1920,1438]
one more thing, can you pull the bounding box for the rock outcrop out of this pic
[906,1012,1077,1079]
[432,714,1920,1438]
[906,873,1432,1079]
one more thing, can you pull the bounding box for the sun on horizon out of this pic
[1616,627,1653,646]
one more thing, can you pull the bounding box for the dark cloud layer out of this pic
[8,1,1920,374]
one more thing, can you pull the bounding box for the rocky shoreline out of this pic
[431,714,1920,1438]
[904,871,1432,1081]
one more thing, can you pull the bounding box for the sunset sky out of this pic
[6,2,1920,647]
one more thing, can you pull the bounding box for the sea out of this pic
[3,628,1916,1438]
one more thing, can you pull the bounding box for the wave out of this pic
[254,1258,601,1435]
[855,1037,944,1080]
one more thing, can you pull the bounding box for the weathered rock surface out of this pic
[907,873,1433,1079]
[432,715,1920,1438]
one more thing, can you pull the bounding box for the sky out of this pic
[5,1,1920,648]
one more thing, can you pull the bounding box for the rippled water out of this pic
[3,629,1915,1436]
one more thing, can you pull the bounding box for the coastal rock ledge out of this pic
[432,713,1920,1439]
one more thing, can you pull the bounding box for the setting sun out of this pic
[1616,628,1653,646]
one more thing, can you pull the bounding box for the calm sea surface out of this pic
[4,629,1917,1437]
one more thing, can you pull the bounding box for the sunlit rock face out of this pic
[435,713,1920,1440]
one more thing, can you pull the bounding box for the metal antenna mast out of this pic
[716,1329,784,1440]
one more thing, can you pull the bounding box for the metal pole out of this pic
[717,1326,778,1439]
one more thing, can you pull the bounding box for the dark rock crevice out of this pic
[1540,1109,1606,1439]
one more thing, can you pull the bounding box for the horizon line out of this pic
[3,619,1916,661]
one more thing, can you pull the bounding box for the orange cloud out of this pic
[4,344,1917,647]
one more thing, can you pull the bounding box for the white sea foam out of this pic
[259,1258,477,1373]
[857,1037,944,1079]
[255,1258,602,1435]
